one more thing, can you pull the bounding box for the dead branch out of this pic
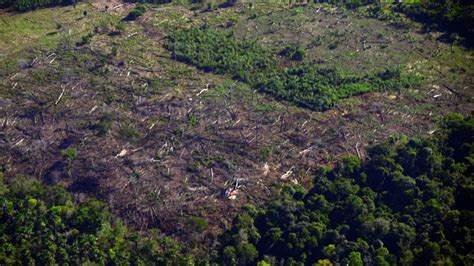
[54,86,66,105]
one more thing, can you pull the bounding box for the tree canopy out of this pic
[0,175,193,265]
[218,113,474,265]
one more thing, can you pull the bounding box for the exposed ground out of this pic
[0,1,473,251]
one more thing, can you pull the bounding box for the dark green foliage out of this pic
[166,28,420,111]
[188,216,208,233]
[280,45,305,61]
[313,0,377,9]
[165,28,276,84]
[124,4,147,21]
[2,0,77,11]
[91,114,113,136]
[259,65,417,111]
[0,0,13,8]
[394,0,474,44]
[61,147,77,161]
[0,177,193,265]
[218,114,474,265]
[119,125,141,143]
[78,32,93,46]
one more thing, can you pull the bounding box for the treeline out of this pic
[166,28,419,111]
[313,0,377,9]
[0,0,76,11]
[394,0,474,43]
[0,175,193,265]
[218,113,474,265]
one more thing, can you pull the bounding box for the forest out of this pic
[0,175,193,265]
[218,113,474,265]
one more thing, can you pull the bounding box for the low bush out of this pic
[280,45,305,61]
[124,4,147,21]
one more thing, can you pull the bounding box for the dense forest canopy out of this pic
[218,113,474,265]
[0,175,193,265]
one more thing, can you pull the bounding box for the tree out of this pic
[347,251,363,266]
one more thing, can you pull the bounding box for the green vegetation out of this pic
[0,176,193,265]
[124,4,147,21]
[394,0,474,43]
[259,65,418,111]
[218,113,474,265]
[279,45,305,61]
[188,216,208,233]
[313,0,380,9]
[166,28,276,85]
[1,1,472,265]
[166,28,420,111]
[119,125,142,144]
[91,114,113,136]
[0,0,77,11]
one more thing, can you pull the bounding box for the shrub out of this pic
[61,147,77,161]
[124,4,146,21]
[119,125,141,143]
[188,216,208,233]
[280,45,305,61]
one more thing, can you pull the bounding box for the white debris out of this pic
[262,163,270,177]
[225,188,239,200]
[196,88,208,96]
[280,167,294,180]
[300,120,308,129]
[299,147,312,157]
[115,149,128,158]
[89,105,98,114]
[12,138,24,147]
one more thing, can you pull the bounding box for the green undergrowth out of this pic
[259,65,420,111]
[166,28,275,84]
[0,175,193,265]
[166,27,421,111]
